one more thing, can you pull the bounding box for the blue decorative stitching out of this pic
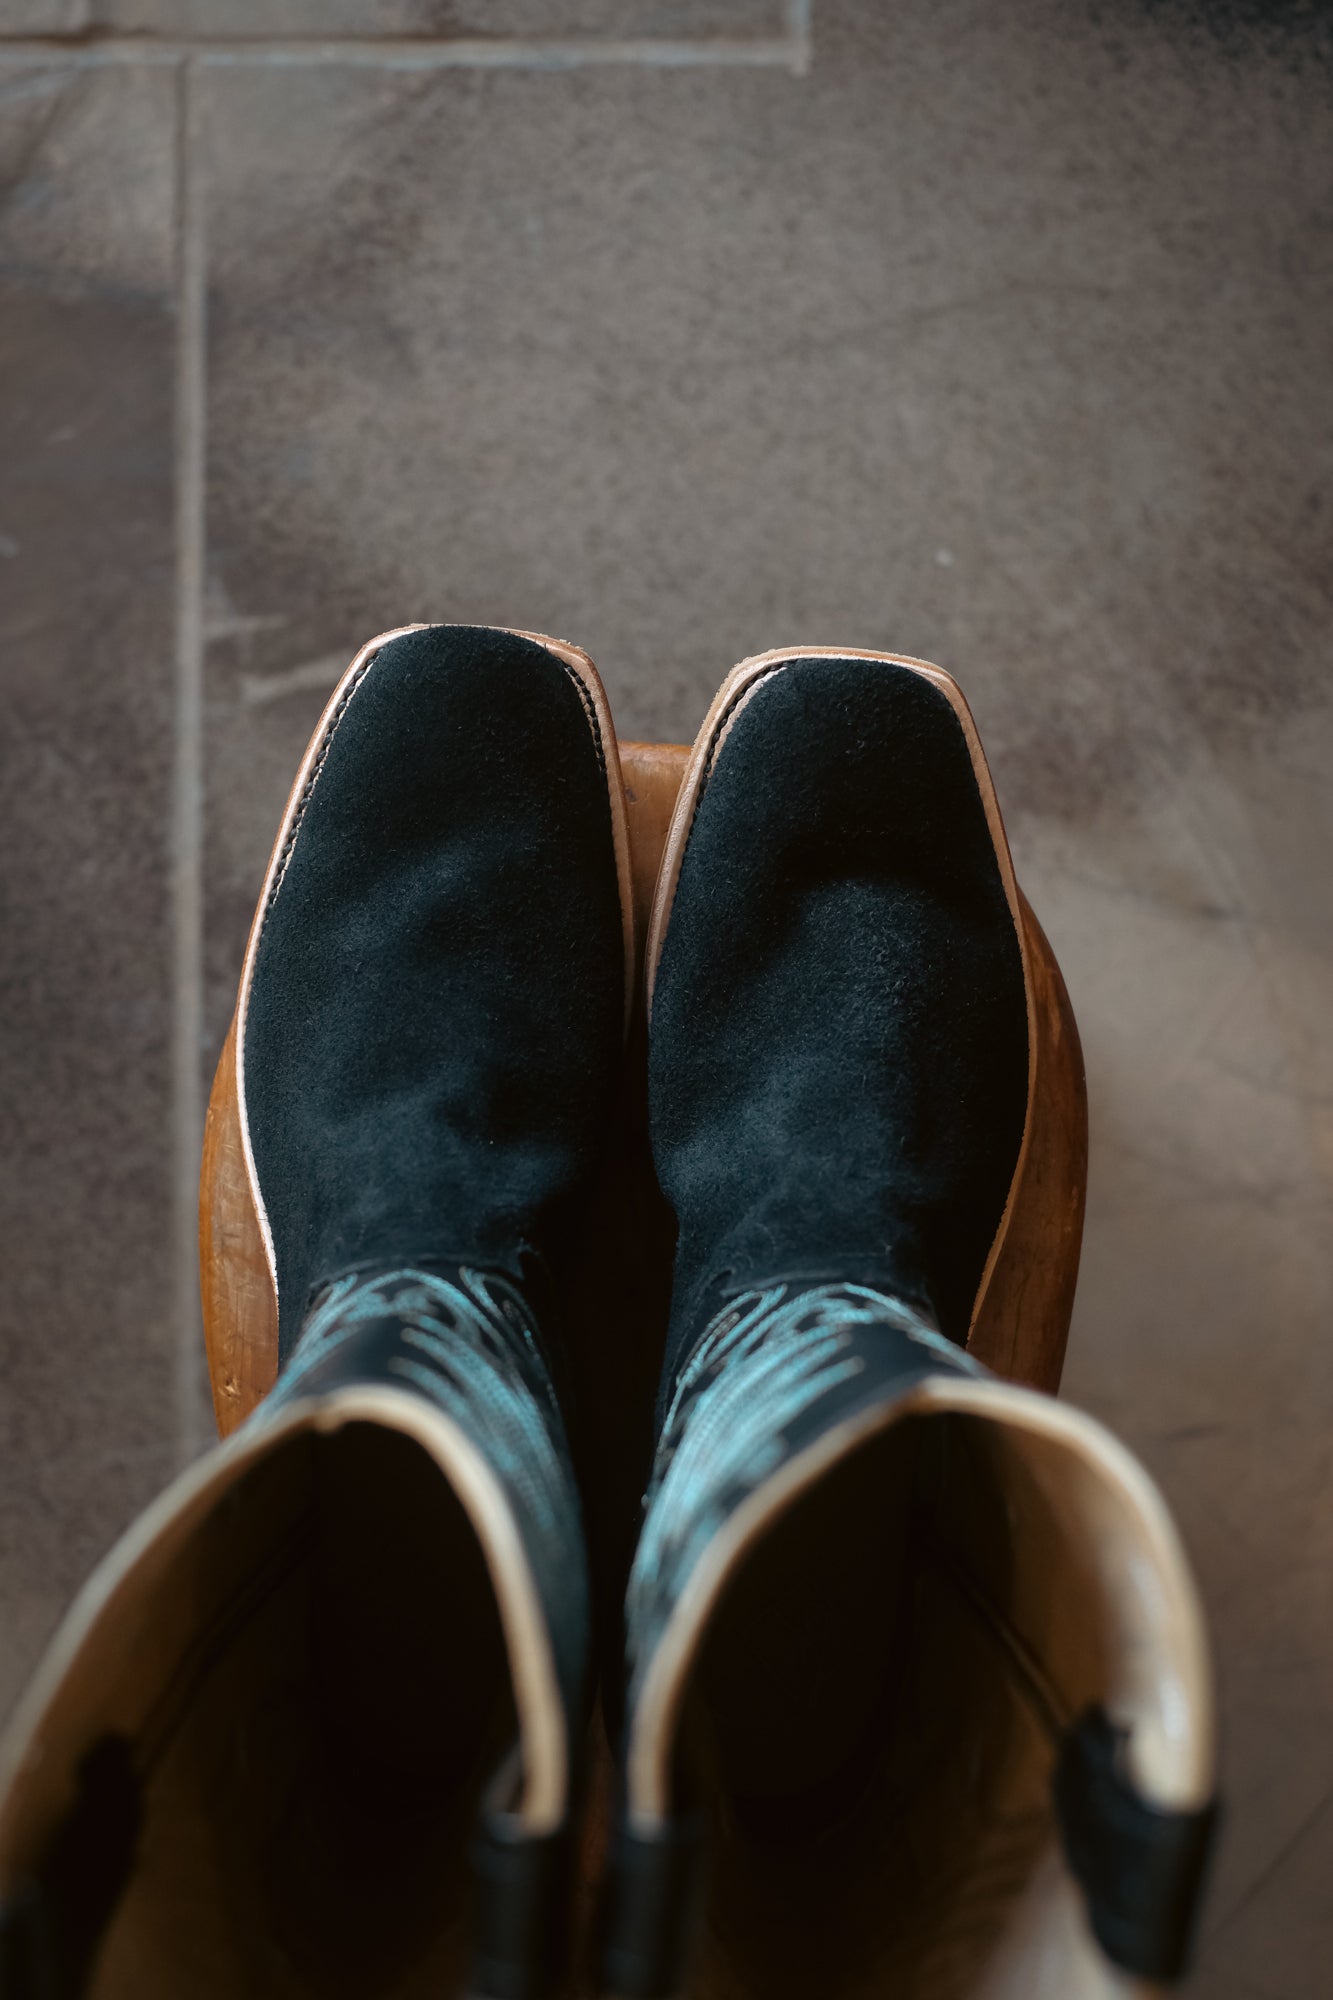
[626,1283,984,1705]
[255,1262,587,1704]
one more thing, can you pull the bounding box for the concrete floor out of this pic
[1,3,1330,1992]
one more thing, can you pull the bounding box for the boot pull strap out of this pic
[0,1736,141,2000]
[470,1817,576,2000]
[596,1816,704,2000]
[1056,1704,1219,1982]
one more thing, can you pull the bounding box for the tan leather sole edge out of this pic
[200,628,638,1437]
[642,647,1088,1390]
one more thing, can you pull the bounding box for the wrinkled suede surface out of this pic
[649,657,1030,1400]
[242,625,625,1356]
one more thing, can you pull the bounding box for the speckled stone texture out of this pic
[1,4,1331,1993]
[0,61,178,1715]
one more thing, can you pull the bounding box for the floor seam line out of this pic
[0,35,811,73]
[171,50,207,1471]
[786,0,813,76]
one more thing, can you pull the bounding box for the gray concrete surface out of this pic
[1,3,1330,1992]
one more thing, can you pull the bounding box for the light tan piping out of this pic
[0,1386,568,1838]
[625,1377,1213,1832]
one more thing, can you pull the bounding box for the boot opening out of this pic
[10,1417,524,2000]
[640,1396,1210,2000]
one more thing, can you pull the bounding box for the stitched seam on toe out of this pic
[557,660,608,782]
[686,661,787,850]
[257,650,378,936]
[255,648,608,960]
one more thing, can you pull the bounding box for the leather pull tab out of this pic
[597,1816,705,2000]
[1056,1705,1218,1982]
[469,1819,573,2000]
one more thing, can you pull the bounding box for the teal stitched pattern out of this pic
[256,1261,588,1709]
[626,1283,983,1709]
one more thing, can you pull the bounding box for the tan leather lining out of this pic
[622,1382,1212,2000]
[0,1391,569,1998]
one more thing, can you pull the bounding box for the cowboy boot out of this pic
[601,650,1217,1998]
[0,623,632,2000]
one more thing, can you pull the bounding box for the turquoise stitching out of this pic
[254,1261,587,1704]
[626,1283,984,1706]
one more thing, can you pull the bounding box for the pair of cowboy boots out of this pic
[0,627,1217,1999]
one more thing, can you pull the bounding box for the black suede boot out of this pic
[241,621,632,1342]
[0,625,631,2000]
[602,651,1216,1999]
[239,622,633,1999]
